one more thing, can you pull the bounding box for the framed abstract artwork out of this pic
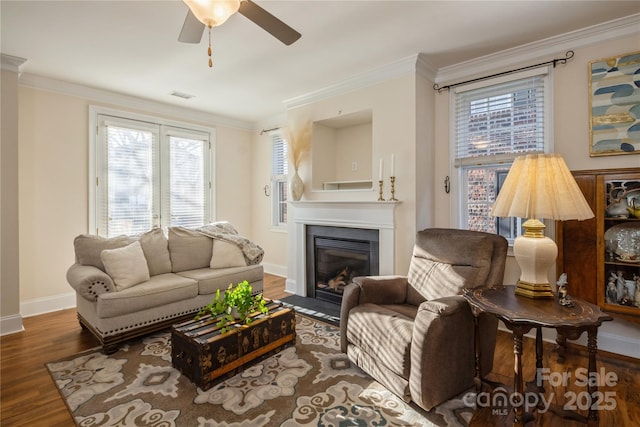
[589,51,640,156]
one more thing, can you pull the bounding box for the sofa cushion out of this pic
[97,273,198,318]
[101,241,151,291]
[346,303,414,380]
[139,228,172,275]
[210,239,247,269]
[168,227,213,272]
[74,234,135,271]
[178,264,263,295]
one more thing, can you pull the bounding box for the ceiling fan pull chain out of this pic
[207,26,213,68]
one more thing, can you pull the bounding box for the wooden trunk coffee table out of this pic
[464,285,612,427]
[171,300,296,390]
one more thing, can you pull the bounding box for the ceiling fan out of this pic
[179,0,301,66]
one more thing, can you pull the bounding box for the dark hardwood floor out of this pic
[1,273,638,426]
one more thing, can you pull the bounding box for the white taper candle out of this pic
[391,154,395,176]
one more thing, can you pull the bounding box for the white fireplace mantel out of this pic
[286,200,399,295]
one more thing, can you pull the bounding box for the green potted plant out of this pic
[195,280,268,333]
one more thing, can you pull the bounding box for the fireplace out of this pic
[287,200,397,298]
[306,225,379,304]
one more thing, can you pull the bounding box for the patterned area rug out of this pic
[46,315,473,426]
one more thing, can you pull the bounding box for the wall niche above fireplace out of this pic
[306,225,379,304]
[311,110,373,192]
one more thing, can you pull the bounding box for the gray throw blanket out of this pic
[196,222,264,265]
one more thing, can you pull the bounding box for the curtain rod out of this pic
[433,50,574,93]
[260,127,280,135]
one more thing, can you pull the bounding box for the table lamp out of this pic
[491,153,594,298]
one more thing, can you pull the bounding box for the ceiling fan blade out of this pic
[178,10,205,43]
[238,0,301,45]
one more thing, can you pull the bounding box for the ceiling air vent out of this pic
[170,91,195,100]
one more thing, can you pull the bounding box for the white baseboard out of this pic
[20,292,76,318]
[0,314,24,336]
[597,331,640,360]
[285,278,298,295]
[262,262,287,278]
[1,292,77,335]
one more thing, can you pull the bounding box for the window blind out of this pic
[272,133,288,177]
[167,134,207,229]
[271,132,288,226]
[103,124,157,237]
[455,72,546,165]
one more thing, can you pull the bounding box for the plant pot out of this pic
[229,307,241,320]
[290,170,304,201]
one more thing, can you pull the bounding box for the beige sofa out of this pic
[67,224,264,353]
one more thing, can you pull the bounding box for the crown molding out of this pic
[284,13,639,108]
[1,54,27,73]
[18,73,254,131]
[284,53,425,110]
[436,13,640,85]
[416,53,439,82]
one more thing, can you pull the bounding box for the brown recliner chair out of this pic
[340,228,507,411]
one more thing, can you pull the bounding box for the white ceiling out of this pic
[2,1,639,124]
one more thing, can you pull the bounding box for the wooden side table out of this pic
[463,285,612,426]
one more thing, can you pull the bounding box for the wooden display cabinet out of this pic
[556,168,640,324]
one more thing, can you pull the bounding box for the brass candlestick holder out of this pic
[378,180,385,201]
[389,176,398,201]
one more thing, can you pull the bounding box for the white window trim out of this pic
[88,105,216,235]
[448,67,554,243]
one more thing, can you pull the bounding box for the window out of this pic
[91,108,213,237]
[271,132,288,228]
[454,68,550,242]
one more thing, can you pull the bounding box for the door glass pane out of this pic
[107,126,153,237]
[170,136,205,228]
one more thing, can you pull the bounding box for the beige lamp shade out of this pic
[491,153,594,298]
[491,153,594,221]
[183,0,240,27]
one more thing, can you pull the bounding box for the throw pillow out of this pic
[101,241,150,291]
[210,239,247,269]
[74,234,135,272]
[139,228,172,275]
[168,226,213,272]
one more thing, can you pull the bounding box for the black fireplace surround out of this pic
[305,225,379,304]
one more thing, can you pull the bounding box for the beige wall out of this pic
[554,36,640,171]
[214,125,253,235]
[19,88,88,302]
[1,67,21,329]
[310,122,373,184]
[334,123,372,182]
[250,130,288,274]
[16,86,254,311]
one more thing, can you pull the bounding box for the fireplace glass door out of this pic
[306,226,379,304]
[315,239,371,304]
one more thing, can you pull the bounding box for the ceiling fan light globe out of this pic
[183,0,240,27]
